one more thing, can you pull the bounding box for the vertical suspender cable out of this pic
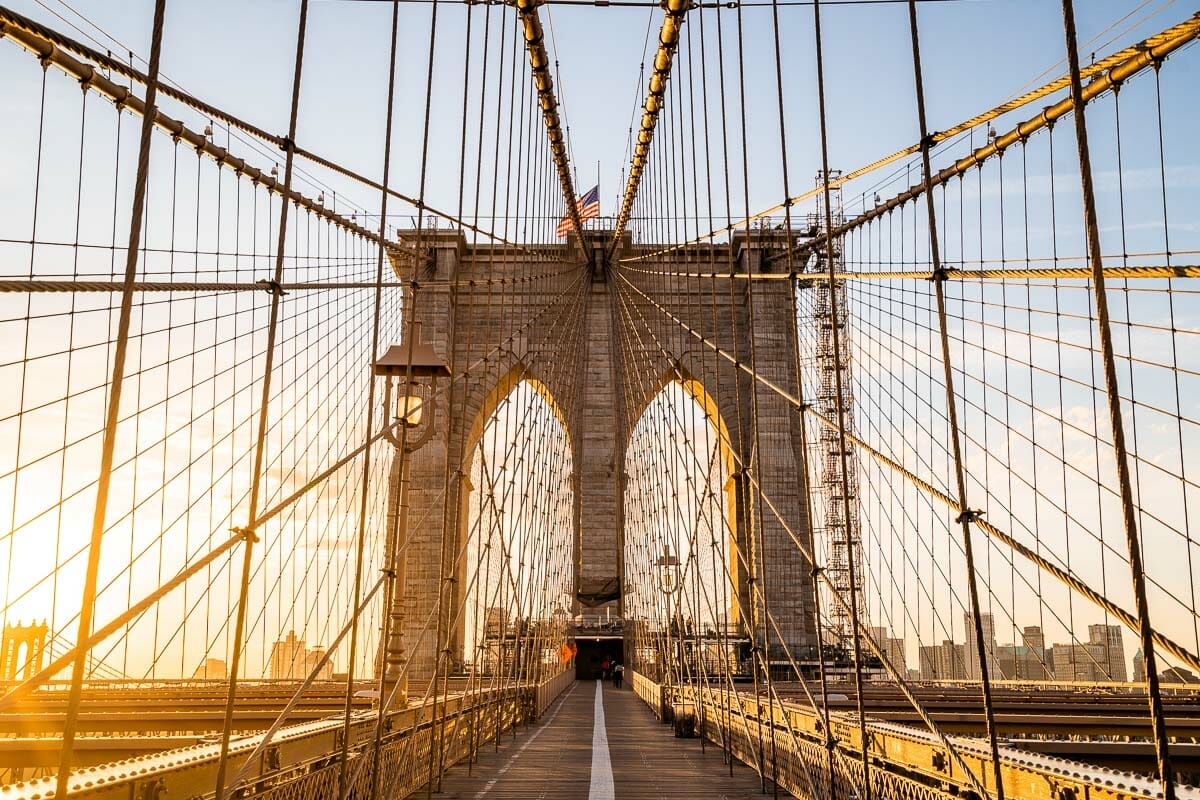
[56,3,168,798]
[432,0,479,789]
[339,1,402,794]
[904,3,1005,798]
[809,1,873,796]
[215,3,310,798]
[1059,2,1175,797]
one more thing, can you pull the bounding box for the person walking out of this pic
[612,662,624,689]
[600,657,610,681]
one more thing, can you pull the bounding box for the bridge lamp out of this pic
[374,325,450,437]
[656,550,683,687]
[371,325,450,706]
[656,550,680,596]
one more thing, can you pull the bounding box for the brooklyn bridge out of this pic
[0,0,1198,798]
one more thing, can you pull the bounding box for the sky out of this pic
[5,0,1196,232]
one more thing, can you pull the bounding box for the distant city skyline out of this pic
[267,630,334,681]
[870,613,1138,683]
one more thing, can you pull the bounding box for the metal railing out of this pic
[9,669,574,800]
[629,671,1198,800]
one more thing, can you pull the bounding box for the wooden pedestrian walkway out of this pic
[436,680,788,799]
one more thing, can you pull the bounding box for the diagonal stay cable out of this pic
[612,267,1200,678]
[0,4,562,259]
[622,11,1200,263]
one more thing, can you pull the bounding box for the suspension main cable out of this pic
[621,11,1200,263]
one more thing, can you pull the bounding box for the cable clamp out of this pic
[77,65,97,91]
[919,132,937,151]
[955,508,984,525]
[257,278,287,297]
[825,735,839,751]
[232,526,259,544]
[279,135,295,153]
[810,565,824,578]
[928,266,956,283]
[382,568,397,578]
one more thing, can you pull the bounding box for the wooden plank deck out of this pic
[436,680,788,799]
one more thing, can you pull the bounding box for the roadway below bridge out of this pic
[776,681,1200,726]
[771,681,1200,776]
[0,682,376,773]
[436,679,785,799]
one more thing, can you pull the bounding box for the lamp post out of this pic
[373,323,450,706]
[656,550,680,682]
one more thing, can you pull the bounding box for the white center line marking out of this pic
[473,681,577,799]
[588,680,615,800]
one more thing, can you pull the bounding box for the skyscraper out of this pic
[1087,624,1127,682]
[270,631,306,679]
[869,626,907,675]
[963,612,999,680]
[1018,626,1052,680]
[269,630,335,680]
[1052,642,1108,681]
[919,640,966,680]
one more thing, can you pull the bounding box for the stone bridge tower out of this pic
[388,227,816,684]
[1,621,48,681]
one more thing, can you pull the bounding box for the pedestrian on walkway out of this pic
[612,662,624,689]
[600,657,610,681]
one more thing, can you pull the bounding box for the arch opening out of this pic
[460,377,575,676]
[622,378,739,681]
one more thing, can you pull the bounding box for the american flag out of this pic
[556,185,601,238]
